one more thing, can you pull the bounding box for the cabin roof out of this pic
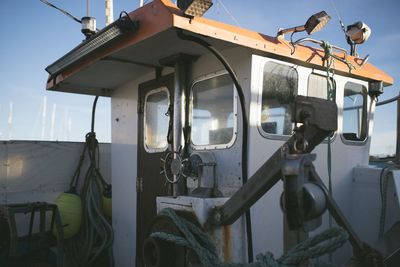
[45,0,393,96]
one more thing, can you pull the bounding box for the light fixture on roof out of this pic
[277,11,331,38]
[81,17,97,38]
[177,0,213,17]
[344,21,371,56]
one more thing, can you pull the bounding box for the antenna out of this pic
[39,0,82,24]
[329,0,353,52]
[39,0,96,38]
[216,0,240,26]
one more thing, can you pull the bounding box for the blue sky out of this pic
[0,0,399,156]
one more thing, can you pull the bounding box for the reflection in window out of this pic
[342,82,367,141]
[191,74,235,146]
[144,88,169,151]
[261,62,298,135]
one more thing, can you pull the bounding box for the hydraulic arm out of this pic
[210,95,381,262]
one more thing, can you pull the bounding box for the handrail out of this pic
[292,37,348,58]
[376,92,400,106]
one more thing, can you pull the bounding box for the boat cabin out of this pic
[43,0,399,266]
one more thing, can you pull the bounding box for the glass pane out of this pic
[191,74,235,146]
[145,89,169,150]
[261,62,298,135]
[308,73,328,99]
[343,82,367,141]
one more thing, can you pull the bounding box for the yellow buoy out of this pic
[54,192,82,239]
[102,186,112,218]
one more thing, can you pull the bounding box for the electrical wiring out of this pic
[39,0,82,24]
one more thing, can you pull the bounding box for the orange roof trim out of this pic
[47,0,393,91]
[162,0,392,85]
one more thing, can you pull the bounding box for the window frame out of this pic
[340,81,369,145]
[258,60,299,140]
[190,71,238,150]
[143,87,170,153]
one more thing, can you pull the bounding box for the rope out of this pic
[150,208,348,267]
[320,42,338,260]
[65,97,114,267]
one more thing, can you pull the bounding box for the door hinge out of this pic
[136,177,143,192]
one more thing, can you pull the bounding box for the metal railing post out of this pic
[396,97,400,164]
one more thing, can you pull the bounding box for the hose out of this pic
[177,29,253,262]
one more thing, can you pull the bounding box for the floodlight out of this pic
[177,0,213,17]
[277,11,331,37]
[346,21,371,44]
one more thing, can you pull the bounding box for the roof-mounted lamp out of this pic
[345,21,371,56]
[81,16,96,39]
[277,11,331,38]
[177,0,213,17]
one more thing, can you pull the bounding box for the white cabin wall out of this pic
[111,77,140,267]
[110,68,173,266]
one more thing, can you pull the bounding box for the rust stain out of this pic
[223,225,232,262]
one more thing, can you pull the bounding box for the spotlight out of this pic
[346,21,371,44]
[277,11,331,37]
[177,0,213,17]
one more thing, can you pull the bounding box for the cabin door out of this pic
[136,74,174,266]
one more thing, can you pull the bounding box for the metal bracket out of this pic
[210,96,337,226]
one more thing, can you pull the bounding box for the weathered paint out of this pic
[223,225,232,262]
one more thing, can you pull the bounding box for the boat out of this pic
[1,0,399,266]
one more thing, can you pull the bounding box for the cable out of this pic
[216,0,241,27]
[91,96,99,133]
[39,0,82,24]
[66,96,113,267]
[177,29,253,262]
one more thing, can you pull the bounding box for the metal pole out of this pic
[139,0,144,7]
[105,0,113,26]
[173,61,185,197]
[396,97,400,164]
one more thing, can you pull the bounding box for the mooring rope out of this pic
[150,208,348,267]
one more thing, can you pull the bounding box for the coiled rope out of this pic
[65,96,114,267]
[150,208,348,267]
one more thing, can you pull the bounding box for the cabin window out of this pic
[144,88,170,152]
[308,73,329,99]
[261,62,298,136]
[342,82,368,142]
[191,73,236,148]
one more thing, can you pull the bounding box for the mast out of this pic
[105,0,113,26]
